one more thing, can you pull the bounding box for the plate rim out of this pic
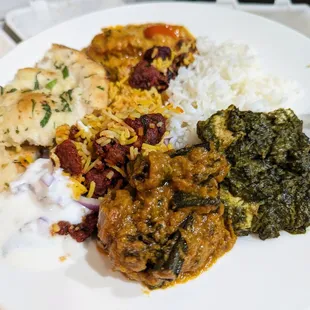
[2,1,310,64]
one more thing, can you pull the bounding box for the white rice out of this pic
[168,37,304,148]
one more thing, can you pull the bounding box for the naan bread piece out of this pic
[37,44,108,110]
[0,44,108,147]
[0,146,39,192]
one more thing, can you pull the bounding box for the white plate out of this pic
[1,3,310,310]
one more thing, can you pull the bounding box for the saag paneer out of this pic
[197,105,310,240]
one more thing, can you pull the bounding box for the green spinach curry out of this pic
[197,105,310,240]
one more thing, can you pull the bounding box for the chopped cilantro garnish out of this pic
[55,109,60,113]
[59,90,73,112]
[34,72,40,90]
[22,89,32,93]
[16,127,19,134]
[40,103,52,128]
[97,86,105,91]
[62,66,69,79]
[4,182,9,188]
[4,129,9,134]
[62,103,72,112]
[0,86,3,95]
[67,89,73,101]
[84,74,96,79]
[31,99,36,116]
[25,128,29,131]
[7,88,17,93]
[46,79,57,90]
[59,93,67,103]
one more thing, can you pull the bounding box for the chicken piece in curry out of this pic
[97,144,236,289]
[86,23,196,82]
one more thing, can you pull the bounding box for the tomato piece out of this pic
[144,25,180,39]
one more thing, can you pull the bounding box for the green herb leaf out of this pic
[34,72,40,90]
[0,86,3,95]
[40,103,52,128]
[62,103,72,112]
[59,90,73,112]
[7,88,17,93]
[46,79,57,90]
[62,66,69,79]
[16,127,19,134]
[22,89,32,93]
[67,89,73,101]
[84,74,96,79]
[4,129,9,134]
[31,99,36,117]
[97,86,105,91]
[25,128,29,131]
[4,182,9,188]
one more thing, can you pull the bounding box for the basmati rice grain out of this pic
[167,37,304,149]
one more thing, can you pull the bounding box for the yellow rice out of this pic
[87,181,96,198]
[54,73,182,200]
